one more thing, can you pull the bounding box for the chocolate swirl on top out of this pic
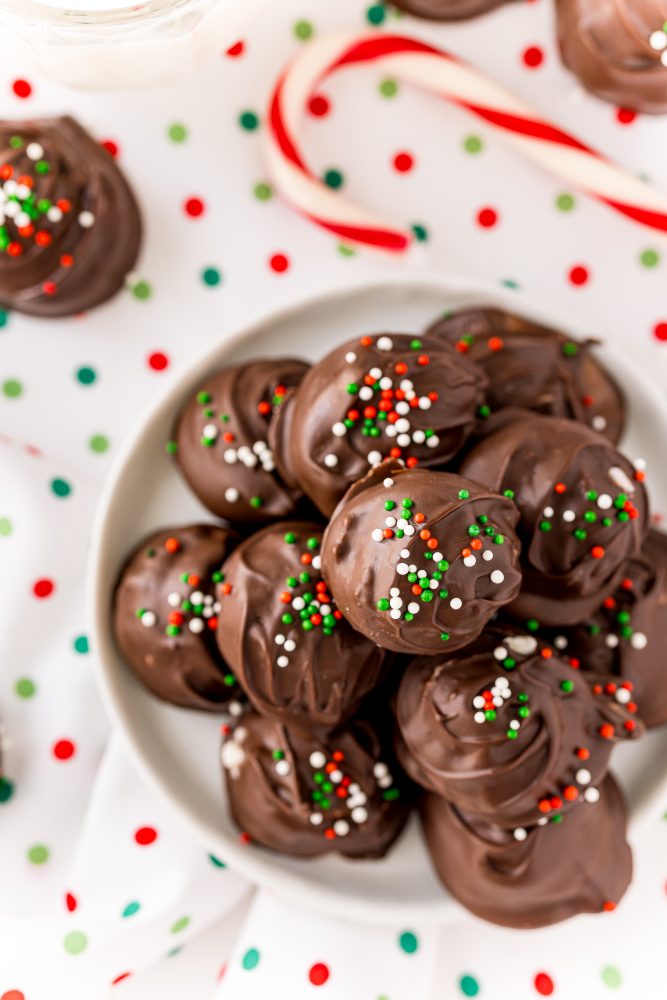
[395,625,642,827]
[216,522,386,732]
[556,0,667,113]
[0,116,141,317]
[460,415,649,625]
[391,0,509,19]
[322,462,522,655]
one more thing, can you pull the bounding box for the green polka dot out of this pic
[50,478,72,498]
[411,223,429,242]
[640,248,660,268]
[167,945,183,958]
[242,947,260,970]
[168,123,188,143]
[324,168,344,190]
[0,776,14,803]
[201,267,222,287]
[380,79,398,98]
[294,19,313,39]
[64,930,87,955]
[89,434,109,454]
[556,192,576,212]
[601,966,622,990]
[171,916,190,934]
[460,974,480,996]
[122,901,140,918]
[463,135,483,154]
[338,244,356,257]
[73,635,89,654]
[239,110,259,131]
[3,379,22,398]
[76,366,96,385]
[28,844,49,865]
[0,308,9,329]
[253,182,273,201]
[132,280,152,301]
[501,279,520,290]
[398,931,418,954]
[208,854,226,868]
[0,517,12,536]
[16,677,35,698]
[366,3,386,24]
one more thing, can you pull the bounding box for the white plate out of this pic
[89,273,667,925]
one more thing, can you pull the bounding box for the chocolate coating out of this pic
[395,625,642,827]
[322,462,522,655]
[421,775,632,928]
[391,0,508,19]
[114,524,241,711]
[216,521,386,731]
[556,0,667,114]
[175,359,310,525]
[427,307,624,443]
[280,332,487,516]
[542,529,667,728]
[222,710,411,858]
[0,116,141,317]
[460,416,649,625]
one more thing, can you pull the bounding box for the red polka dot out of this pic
[523,46,544,68]
[308,94,330,117]
[65,892,77,912]
[568,265,589,286]
[12,79,32,99]
[654,322,667,342]
[270,253,290,273]
[53,739,76,761]
[218,964,227,981]
[226,40,245,57]
[477,207,498,228]
[616,108,637,125]
[184,197,205,218]
[1,992,25,1000]
[33,578,54,599]
[393,152,414,173]
[111,973,132,986]
[148,352,169,371]
[534,972,555,995]
[101,139,119,157]
[308,963,330,986]
[134,826,158,846]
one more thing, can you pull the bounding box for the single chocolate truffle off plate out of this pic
[0,116,141,317]
[322,462,522,654]
[215,522,386,732]
[390,0,509,19]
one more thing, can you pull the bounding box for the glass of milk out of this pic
[0,0,265,88]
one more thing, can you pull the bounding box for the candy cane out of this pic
[265,32,667,253]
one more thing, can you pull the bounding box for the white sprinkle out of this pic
[395,401,410,415]
[277,655,289,668]
[189,591,203,606]
[495,676,509,689]
[395,418,410,433]
[463,555,476,568]
[472,695,486,709]
[359,385,373,401]
[605,634,620,649]
[407,602,419,614]
[576,768,591,785]
[389,597,403,610]
[389,587,400,597]
[312,555,321,570]
[417,569,427,579]
[368,451,382,466]
[202,424,218,442]
[396,563,409,575]
[389,609,402,620]
[275,759,291,777]
[650,29,667,50]
[432,552,443,563]
[385,426,397,439]
[513,827,527,842]
[310,751,326,769]
[494,646,508,660]
[140,611,156,628]
[419,397,432,411]
[635,458,647,471]
[275,634,285,646]
[400,549,410,558]
[662,49,667,67]
[385,517,396,528]
[474,712,486,724]
[631,632,647,650]
[592,416,607,431]
[345,351,357,364]
[167,592,181,607]
[47,207,63,223]
[188,619,205,634]
[225,487,239,503]
[372,529,384,542]
[292,598,305,612]
[26,142,44,160]
[373,762,389,779]
[554,635,568,650]
[284,640,296,653]
[377,336,393,351]
[332,422,346,437]
[310,812,323,826]
[330,769,343,784]
[538,817,548,826]
[584,787,600,803]
[490,570,505,585]
[505,635,537,656]
[223,449,237,464]
[562,509,576,522]
[412,429,426,445]
[15,211,31,229]
[229,701,243,717]
[509,719,520,730]
[426,435,440,449]
[78,210,95,228]
[324,453,338,468]
[378,775,392,788]
[543,507,554,518]
[334,820,350,836]
[482,550,493,562]
[379,377,392,390]
[351,807,368,824]
[597,494,612,510]
[397,434,411,447]
[221,740,245,771]
[450,597,463,610]
[384,478,395,488]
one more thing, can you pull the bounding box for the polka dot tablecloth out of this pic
[1,1,667,997]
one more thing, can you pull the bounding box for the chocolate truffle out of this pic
[391,0,508,19]
[395,626,642,827]
[420,775,632,928]
[322,462,522,655]
[0,116,141,317]
[114,524,241,711]
[174,359,310,524]
[427,307,624,443]
[542,529,667,728]
[221,710,411,858]
[216,522,386,731]
[556,0,667,115]
[460,416,649,625]
[278,332,487,516]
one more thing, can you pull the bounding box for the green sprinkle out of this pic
[196,391,211,404]
[584,511,597,523]
[574,529,587,541]
[307,537,319,550]
[250,496,262,508]
[506,730,518,740]
[562,342,578,357]
[477,404,491,419]
[526,619,540,632]
[284,532,296,544]
[485,709,497,721]
[503,489,515,499]
[458,489,470,500]
[385,500,396,511]
[377,598,390,611]
[165,440,178,455]
[503,657,516,670]
[440,632,450,642]
[493,534,504,544]
[468,525,481,537]
[560,680,574,693]
[539,520,552,532]
[410,339,422,351]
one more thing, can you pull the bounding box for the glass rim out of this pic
[0,0,197,27]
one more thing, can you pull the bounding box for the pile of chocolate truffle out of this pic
[113,307,667,928]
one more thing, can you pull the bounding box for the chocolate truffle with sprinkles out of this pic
[395,625,642,827]
[278,332,487,516]
[420,774,632,928]
[0,116,141,317]
[390,0,509,19]
[221,710,411,857]
[541,528,667,728]
[216,522,386,731]
[460,415,649,626]
[427,307,624,443]
[114,524,242,711]
[321,462,522,655]
[174,358,310,524]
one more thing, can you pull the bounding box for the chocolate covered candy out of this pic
[391,0,509,19]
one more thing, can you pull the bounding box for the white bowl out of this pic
[88,273,667,925]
